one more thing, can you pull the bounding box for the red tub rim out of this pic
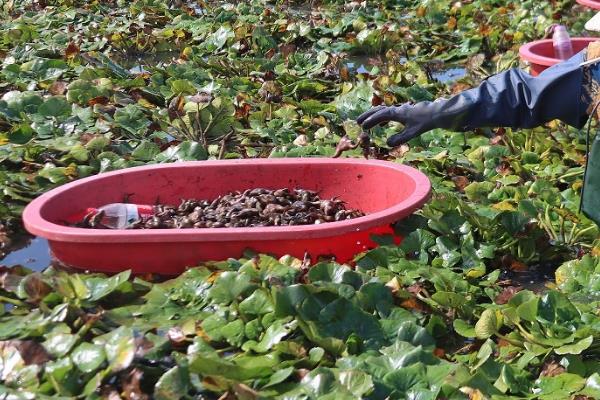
[23,158,431,243]
[519,37,597,67]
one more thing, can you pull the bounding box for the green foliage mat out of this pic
[2,0,600,398]
[3,251,600,399]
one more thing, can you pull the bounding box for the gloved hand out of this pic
[357,51,592,147]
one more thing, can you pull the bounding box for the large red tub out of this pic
[23,159,431,274]
[519,37,597,76]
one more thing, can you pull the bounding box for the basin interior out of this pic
[38,162,417,226]
[524,38,595,65]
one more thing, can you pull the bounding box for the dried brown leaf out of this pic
[48,81,67,95]
[540,360,566,377]
[494,286,522,305]
[452,175,470,192]
[65,41,80,58]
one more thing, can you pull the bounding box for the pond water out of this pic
[500,262,556,293]
[187,1,204,15]
[342,54,405,74]
[342,55,466,84]
[1,236,51,272]
[431,67,467,83]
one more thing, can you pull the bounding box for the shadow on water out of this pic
[1,236,51,272]
[499,261,558,293]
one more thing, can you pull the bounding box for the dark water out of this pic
[0,236,51,272]
[499,263,557,293]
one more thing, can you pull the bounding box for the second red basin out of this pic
[577,0,600,9]
[519,37,597,76]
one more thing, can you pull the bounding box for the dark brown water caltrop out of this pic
[80,188,365,229]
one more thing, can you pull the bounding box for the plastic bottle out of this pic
[552,25,574,60]
[87,203,154,229]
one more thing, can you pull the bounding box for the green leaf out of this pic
[93,326,135,372]
[555,336,594,355]
[66,144,89,162]
[84,270,130,302]
[239,289,274,316]
[262,366,294,388]
[7,123,34,144]
[334,81,374,120]
[155,141,208,162]
[535,373,586,397]
[43,331,78,358]
[308,262,363,288]
[464,181,495,201]
[430,291,466,309]
[132,140,160,161]
[71,343,106,373]
[242,319,296,353]
[189,353,273,380]
[498,364,531,395]
[220,319,245,346]
[207,271,255,304]
[382,363,427,394]
[395,321,435,347]
[203,26,234,52]
[338,370,375,397]
[66,79,109,104]
[169,79,196,97]
[537,291,580,325]
[508,290,539,322]
[475,309,499,339]
[113,104,151,136]
[155,366,191,400]
[453,319,476,338]
[38,96,70,117]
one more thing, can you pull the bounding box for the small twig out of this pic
[176,115,194,141]
[194,104,203,143]
[200,107,226,146]
[218,129,235,160]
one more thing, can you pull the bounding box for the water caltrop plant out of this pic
[2,0,600,398]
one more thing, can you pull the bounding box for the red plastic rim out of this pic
[577,0,600,9]
[23,158,431,244]
[519,37,597,67]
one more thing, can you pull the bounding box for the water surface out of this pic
[1,236,51,272]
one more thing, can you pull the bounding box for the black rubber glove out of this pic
[357,51,591,147]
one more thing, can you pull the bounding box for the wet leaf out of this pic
[71,342,106,373]
[155,366,191,400]
[93,327,135,372]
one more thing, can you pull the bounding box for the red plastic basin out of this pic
[23,158,431,274]
[577,0,600,9]
[519,37,597,76]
